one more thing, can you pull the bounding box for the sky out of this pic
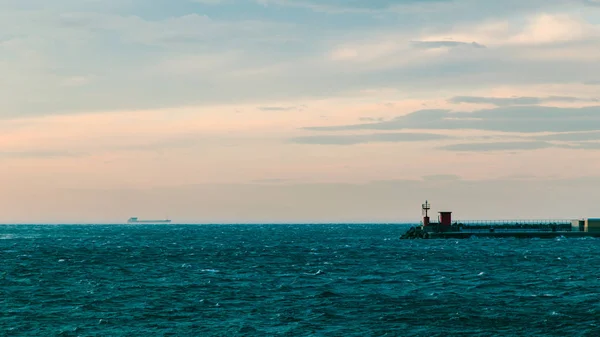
[1,0,600,223]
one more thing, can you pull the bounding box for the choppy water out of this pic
[1,224,600,336]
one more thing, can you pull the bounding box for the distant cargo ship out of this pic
[127,217,171,224]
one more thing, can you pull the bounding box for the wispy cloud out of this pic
[193,0,226,4]
[422,174,462,181]
[569,142,600,149]
[254,0,435,14]
[438,141,558,152]
[250,178,298,184]
[436,139,600,152]
[258,106,300,111]
[289,132,450,145]
[303,106,600,133]
[449,95,598,106]
[411,40,486,49]
[359,117,386,122]
[533,131,600,141]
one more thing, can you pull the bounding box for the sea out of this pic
[1,223,600,336]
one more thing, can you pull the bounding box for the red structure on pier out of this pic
[422,201,453,232]
[439,211,452,227]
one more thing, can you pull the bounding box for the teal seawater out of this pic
[2,224,600,336]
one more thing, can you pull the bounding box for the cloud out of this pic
[449,95,597,106]
[1,1,598,120]
[534,131,600,141]
[255,0,569,17]
[193,0,226,4]
[416,12,599,47]
[411,40,486,49]
[303,106,600,133]
[422,174,462,181]
[450,96,541,106]
[250,178,297,184]
[506,13,596,45]
[258,106,299,111]
[0,0,597,131]
[438,141,557,152]
[54,12,289,49]
[584,0,600,6]
[359,117,385,122]
[0,8,308,118]
[255,0,448,14]
[570,142,600,149]
[289,132,449,145]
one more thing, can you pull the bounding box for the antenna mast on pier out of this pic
[421,200,431,226]
[422,200,430,217]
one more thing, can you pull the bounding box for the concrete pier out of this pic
[399,200,600,240]
[428,231,600,239]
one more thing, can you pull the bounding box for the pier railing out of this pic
[456,227,569,233]
[447,219,573,233]
[455,219,572,226]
